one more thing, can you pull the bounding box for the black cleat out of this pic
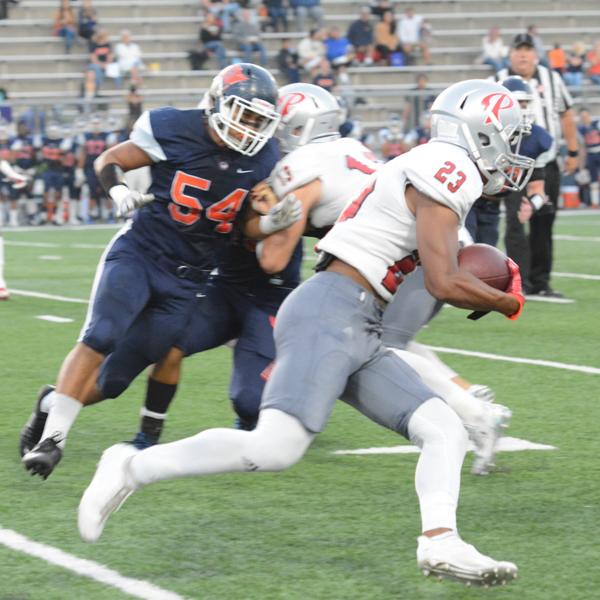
[19,384,55,458]
[22,434,63,479]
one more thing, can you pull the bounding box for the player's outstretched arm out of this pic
[257,179,322,274]
[408,186,521,318]
[95,141,155,217]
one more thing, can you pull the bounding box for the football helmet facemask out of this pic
[204,63,280,157]
[277,83,342,154]
[430,79,534,196]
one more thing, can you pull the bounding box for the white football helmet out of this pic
[203,63,280,157]
[430,79,534,195]
[277,83,341,154]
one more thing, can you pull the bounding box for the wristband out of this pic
[528,194,545,211]
[567,149,579,158]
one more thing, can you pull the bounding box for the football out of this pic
[458,243,511,290]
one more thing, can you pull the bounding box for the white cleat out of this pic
[417,532,518,587]
[470,403,512,476]
[78,443,140,543]
[0,285,9,300]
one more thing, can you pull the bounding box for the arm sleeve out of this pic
[130,111,167,162]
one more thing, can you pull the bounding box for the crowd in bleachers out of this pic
[1,0,600,227]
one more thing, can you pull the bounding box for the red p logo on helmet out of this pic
[481,92,514,124]
[278,92,305,117]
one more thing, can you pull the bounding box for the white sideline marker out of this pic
[36,315,74,323]
[554,234,600,243]
[552,271,600,281]
[39,255,63,261]
[9,289,88,304]
[334,436,556,456]
[0,527,187,600]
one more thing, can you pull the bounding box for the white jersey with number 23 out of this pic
[318,141,483,301]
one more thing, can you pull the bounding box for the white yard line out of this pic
[552,271,600,281]
[5,240,105,250]
[427,345,600,375]
[36,315,74,323]
[554,235,600,242]
[9,289,89,304]
[334,436,557,455]
[6,224,120,233]
[0,528,187,600]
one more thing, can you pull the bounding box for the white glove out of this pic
[258,192,302,235]
[109,184,155,217]
[467,384,496,404]
[75,167,86,188]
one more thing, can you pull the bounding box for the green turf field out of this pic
[1,214,599,599]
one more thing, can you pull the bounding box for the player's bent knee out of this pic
[245,408,314,471]
[408,397,468,451]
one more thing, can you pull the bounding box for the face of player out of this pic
[510,46,537,78]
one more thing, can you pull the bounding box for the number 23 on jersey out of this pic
[168,171,247,233]
[434,161,466,193]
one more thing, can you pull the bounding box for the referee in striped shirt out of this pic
[497,33,579,297]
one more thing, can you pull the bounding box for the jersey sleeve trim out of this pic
[130,111,166,163]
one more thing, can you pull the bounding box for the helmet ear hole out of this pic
[478,133,491,147]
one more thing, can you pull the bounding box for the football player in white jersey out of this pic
[0,158,28,299]
[79,80,532,587]
[258,84,513,476]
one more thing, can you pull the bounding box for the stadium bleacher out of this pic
[1,0,599,123]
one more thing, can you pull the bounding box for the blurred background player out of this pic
[10,121,38,227]
[76,115,118,223]
[577,107,600,207]
[39,123,69,225]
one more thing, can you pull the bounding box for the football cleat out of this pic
[467,384,496,404]
[21,433,63,479]
[417,532,518,586]
[19,384,55,457]
[78,443,140,543]
[470,403,512,476]
[130,431,158,450]
[0,286,9,300]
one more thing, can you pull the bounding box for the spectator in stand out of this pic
[201,0,240,33]
[277,38,300,83]
[78,0,98,50]
[115,30,144,86]
[290,0,323,33]
[526,25,548,66]
[398,6,431,65]
[53,0,77,54]
[563,41,586,89]
[369,0,392,20]
[264,0,288,32]
[312,58,336,92]
[324,26,354,67]
[232,9,268,66]
[199,11,227,69]
[548,43,566,74]
[374,10,402,65]
[84,30,118,98]
[347,7,374,65]
[480,26,508,73]
[404,110,431,147]
[402,72,435,130]
[297,28,326,74]
[587,41,600,85]
[126,84,143,120]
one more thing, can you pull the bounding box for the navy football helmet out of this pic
[500,76,534,135]
[204,63,280,156]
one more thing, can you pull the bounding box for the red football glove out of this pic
[505,257,525,320]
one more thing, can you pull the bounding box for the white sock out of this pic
[391,348,486,428]
[591,182,600,206]
[129,409,313,487]
[40,392,83,449]
[9,208,18,227]
[408,398,468,532]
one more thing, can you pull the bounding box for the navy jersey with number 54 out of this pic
[129,107,279,269]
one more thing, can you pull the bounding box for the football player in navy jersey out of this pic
[20,63,294,478]
[9,122,37,227]
[76,116,118,222]
[40,124,69,225]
